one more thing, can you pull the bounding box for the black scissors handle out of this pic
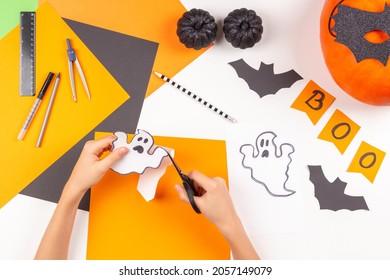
[165,151,201,214]
[181,174,201,214]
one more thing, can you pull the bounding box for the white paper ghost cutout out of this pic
[136,149,174,202]
[110,129,168,175]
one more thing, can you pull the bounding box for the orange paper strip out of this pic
[347,141,386,183]
[318,109,360,154]
[291,80,335,125]
[87,132,230,260]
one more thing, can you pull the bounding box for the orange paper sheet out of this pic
[318,109,360,154]
[0,2,129,208]
[87,132,230,260]
[291,80,335,125]
[348,141,386,183]
[39,0,209,98]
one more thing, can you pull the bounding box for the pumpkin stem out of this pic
[194,21,203,30]
[240,22,250,31]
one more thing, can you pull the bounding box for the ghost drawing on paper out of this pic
[110,130,171,202]
[111,130,168,175]
[240,131,295,197]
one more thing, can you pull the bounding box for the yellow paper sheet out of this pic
[0,2,129,208]
[38,0,209,98]
[87,132,230,260]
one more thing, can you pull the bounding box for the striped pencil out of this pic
[154,71,237,123]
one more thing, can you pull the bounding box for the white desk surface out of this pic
[1,0,390,260]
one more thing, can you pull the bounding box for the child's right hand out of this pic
[174,170,240,236]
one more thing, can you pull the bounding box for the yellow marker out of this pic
[348,141,386,183]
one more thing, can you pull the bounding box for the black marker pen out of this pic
[18,72,54,140]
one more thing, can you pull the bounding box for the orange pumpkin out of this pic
[320,0,390,105]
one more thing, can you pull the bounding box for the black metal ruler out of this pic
[20,12,36,96]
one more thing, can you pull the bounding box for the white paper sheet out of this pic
[226,121,305,235]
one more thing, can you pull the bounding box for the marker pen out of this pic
[18,72,54,140]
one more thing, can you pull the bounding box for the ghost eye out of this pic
[260,139,264,147]
[266,140,269,146]
[144,139,149,144]
[137,137,143,141]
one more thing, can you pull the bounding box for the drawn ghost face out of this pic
[256,132,275,158]
[131,130,153,154]
[240,131,295,197]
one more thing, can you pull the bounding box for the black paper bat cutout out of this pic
[229,59,303,98]
[308,165,369,211]
[332,3,390,66]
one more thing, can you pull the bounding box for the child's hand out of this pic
[175,170,239,235]
[175,170,260,260]
[65,134,129,198]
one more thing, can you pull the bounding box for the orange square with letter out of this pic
[291,80,335,125]
[87,132,230,260]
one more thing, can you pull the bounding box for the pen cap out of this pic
[37,72,55,99]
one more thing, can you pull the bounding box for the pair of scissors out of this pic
[166,153,201,214]
[66,38,91,102]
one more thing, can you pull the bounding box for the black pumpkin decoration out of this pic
[176,8,218,50]
[223,8,263,49]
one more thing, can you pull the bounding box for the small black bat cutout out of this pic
[308,165,369,211]
[229,59,303,98]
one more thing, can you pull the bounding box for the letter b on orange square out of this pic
[291,80,335,125]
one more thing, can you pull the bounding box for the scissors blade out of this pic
[166,152,183,176]
[74,58,91,101]
[165,152,201,214]
[68,60,77,102]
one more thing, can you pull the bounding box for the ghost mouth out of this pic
[261,150,269,158]
[133,145,144,154]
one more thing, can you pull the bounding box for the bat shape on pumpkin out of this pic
[332,3,390,66]
[229,59,303,98]
[308,165,369,211]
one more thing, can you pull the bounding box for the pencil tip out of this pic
[229,117,238,123]
[57,73,61,78]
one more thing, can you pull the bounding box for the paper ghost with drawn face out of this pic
[240,131,295,197]
[110,130,168,175]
